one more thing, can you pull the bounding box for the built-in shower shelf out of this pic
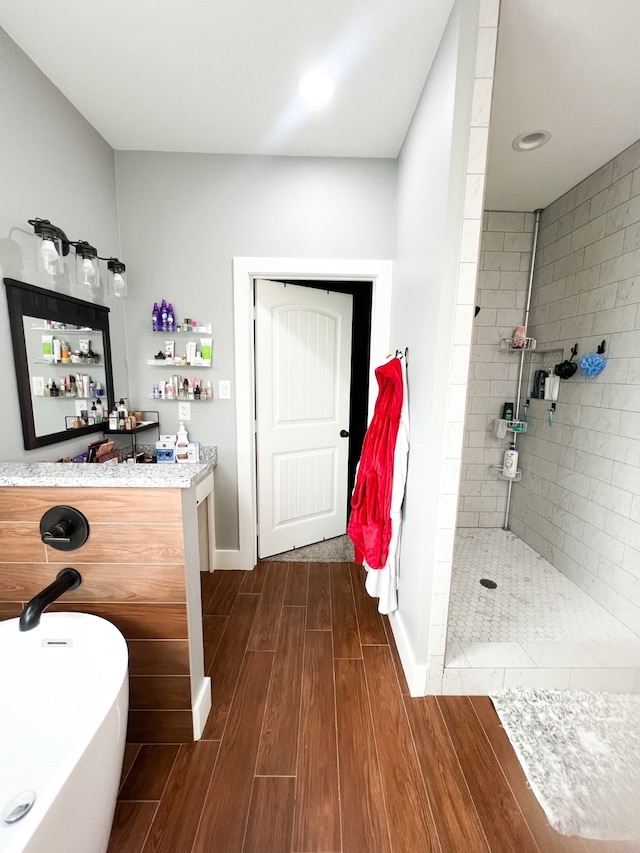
[500,337,537,351]
[490,464,522,481]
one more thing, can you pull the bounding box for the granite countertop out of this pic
[0,446,216,489]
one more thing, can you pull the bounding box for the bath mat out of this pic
[490,688,640,841]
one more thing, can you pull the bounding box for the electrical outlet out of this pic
[178,402,191,420]
[219,380,231,400]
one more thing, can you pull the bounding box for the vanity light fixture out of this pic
[75,241,99,289]
[28,218,69,276]
[28,217,128,297]
[107,258,127,298]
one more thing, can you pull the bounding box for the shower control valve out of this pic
[39,505,90,551]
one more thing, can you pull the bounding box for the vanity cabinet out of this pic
[0,463,215,743]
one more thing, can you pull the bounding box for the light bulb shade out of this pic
[28,218,68,276]
[107,258,127,298]
[75,241,99,289]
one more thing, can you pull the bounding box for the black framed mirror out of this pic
[4,278,115,449]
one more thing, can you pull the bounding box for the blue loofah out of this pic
[578,352,607,377]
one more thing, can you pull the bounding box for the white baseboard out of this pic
[388,611,429,697]
[213,549,254,570]
[192,677,212,740]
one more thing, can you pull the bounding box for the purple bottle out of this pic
[152,302,160,332]
[167,303,175,333]
[160,299,168,332]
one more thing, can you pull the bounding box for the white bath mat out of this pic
[490,688,640,841]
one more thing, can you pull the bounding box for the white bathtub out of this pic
[0,612,128,853]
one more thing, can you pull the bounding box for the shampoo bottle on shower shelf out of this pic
[502,442,519,479]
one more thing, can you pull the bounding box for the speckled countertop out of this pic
[0,446,217,489]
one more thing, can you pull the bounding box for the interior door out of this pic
[255,279,353,558]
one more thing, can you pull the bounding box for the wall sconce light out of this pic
[27,218,69,276]
[75,241,99,289]
[28,217,128,298]
[107,258,127,298]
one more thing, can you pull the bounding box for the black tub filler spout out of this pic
[19,568,82,632]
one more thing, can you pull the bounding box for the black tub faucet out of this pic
[19,568,82,632]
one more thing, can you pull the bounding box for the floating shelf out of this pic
[500,337,537,351]
[146,323,213,335]
[490,464,522,482]
[149,395,212,402]
[146,358,211,368]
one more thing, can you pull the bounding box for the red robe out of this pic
[348,357,403,569]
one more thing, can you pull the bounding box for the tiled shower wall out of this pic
[457,211,535,527]
[508,139,640,637]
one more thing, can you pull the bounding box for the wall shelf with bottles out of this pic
[146,357,211,368]
[147,324,213,335]
[149,396,213,402]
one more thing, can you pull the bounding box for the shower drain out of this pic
[479,578,497,589]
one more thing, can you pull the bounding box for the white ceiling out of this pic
[1,0,639,211]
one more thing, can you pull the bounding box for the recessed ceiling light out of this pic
[298,69,335,109]
[512,130,552,152]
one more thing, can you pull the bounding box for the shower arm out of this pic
[503,208,543,531]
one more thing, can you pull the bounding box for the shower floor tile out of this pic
[449,528,637,644]
[443,529,640,694]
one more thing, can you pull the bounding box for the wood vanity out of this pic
[0,460,215,743]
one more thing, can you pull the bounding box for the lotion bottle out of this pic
[502,442,519,479]
[176,423,189,463]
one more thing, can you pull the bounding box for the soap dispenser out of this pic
[176,423,189,463]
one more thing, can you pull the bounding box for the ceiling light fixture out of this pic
[298,69,335,109]
[512,130,552,152]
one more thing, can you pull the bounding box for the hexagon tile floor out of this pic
[443,529,640,694]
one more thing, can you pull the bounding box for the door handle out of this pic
[340,429,350,438]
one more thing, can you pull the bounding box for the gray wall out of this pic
[510,139,640,637]
[0,28,125,461]
[115,152,398,548]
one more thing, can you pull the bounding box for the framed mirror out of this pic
[4,277,115,449]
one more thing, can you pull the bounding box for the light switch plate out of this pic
[178,402,191,420]
[219,380,231,399]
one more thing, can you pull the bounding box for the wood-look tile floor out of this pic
[108,562,640,853]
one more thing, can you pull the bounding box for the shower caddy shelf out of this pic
[500,337,537,351]
[489,464,522,482]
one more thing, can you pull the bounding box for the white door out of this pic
[255,279,353,558]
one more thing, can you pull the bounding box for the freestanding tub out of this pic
[0,612,128,853]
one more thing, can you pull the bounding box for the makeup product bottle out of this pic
[152,302,160,332]
[160,299,168,332]
[167,303,175,332]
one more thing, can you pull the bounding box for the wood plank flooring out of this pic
[109,561,640,853]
